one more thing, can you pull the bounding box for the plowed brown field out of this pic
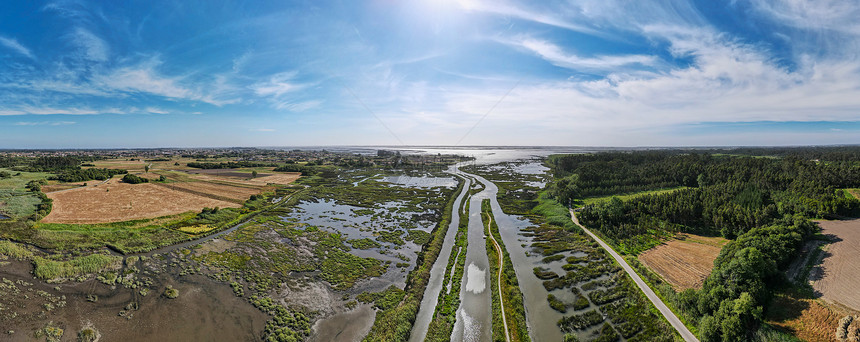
[812,219,860,312]
[639,233,728,290]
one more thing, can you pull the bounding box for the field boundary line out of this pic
[570,209,699,342]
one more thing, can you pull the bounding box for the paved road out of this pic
[570,209,699,342]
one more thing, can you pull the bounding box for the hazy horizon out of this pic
[2,0,860,148]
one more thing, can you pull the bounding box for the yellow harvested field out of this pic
[163,181,262,201]
[639,233,728,291]
[183,171,300,187]
[812,219,860,312]
[43,182,239,224]
[251,173,301,185]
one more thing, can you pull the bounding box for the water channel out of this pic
[408,152,568,342]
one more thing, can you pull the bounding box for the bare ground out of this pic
[812,219,860,312]
[638,233,727,291]
[0,259,268,342]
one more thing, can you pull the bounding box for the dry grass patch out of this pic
[638,233,728,291]
[183,171,299,187]
[768,295,844,342]
[812,219,860,312]
[43,182,239,224]
[253,172,301,185]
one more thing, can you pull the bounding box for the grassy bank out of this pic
[425,190,471,341]
[361,177,466,341]
[483,199,530,342]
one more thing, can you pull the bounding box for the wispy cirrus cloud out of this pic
[0,36,34,59]
[0,107,125,116]
[512,38,657,70]
[69,27,108,61]
[273,100,322,112]
[747,0,860,34]
[96,64,192,98]
[251,72,304,97]
[14,121,77,126]
[456,0,601,36]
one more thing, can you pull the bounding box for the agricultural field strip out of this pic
[485,213,511,342]
[155,181,260,202]
[570,209,699,342]
[638,236,723,291]
[581,186,688,206]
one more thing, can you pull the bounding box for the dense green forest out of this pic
[545,148,860,341]
[51,168,127,182]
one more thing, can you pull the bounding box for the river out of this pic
[404,147,583,342]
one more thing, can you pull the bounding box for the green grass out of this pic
[2,189,295,254]
[32,253,120,281]
[0,239,34,259]
[425,192,471,342]
[363,177,465,342]
[580,186,689,206]
[483,199,530,342]
[0,168,53,219]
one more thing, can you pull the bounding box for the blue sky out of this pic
[1,0,859,148]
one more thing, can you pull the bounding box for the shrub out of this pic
[122,174,148,184]
[164,285,179,299]
[77,327,99,342]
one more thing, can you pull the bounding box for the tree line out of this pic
[545,147,860,341]
[50,168,127,182]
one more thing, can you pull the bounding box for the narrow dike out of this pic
[422,190,473,341]
[483,199,529,342]
[408,174,471,342]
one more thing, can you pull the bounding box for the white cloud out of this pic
[514,38,657,70]
[748,0,860,35]
[14,121,76,126]
[251,72,303,97]
[0,36,34,59]
[145,107,169,114]
[416,26,860,143]
[69,28,108,61]
[455,0,601,36]
[0,107,125,115]
[273,100,322,112]
[96,64,192,99]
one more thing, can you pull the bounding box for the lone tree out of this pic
[144,164,150,173]
[251,170,258,178]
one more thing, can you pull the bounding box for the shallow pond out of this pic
[380,175,458,188]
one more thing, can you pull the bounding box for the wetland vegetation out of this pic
[482,199,530,342]
[0,148,469,341]
[3,146,858,341]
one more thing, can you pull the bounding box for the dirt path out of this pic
[486,214,511,342]
[570,209,698,342]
